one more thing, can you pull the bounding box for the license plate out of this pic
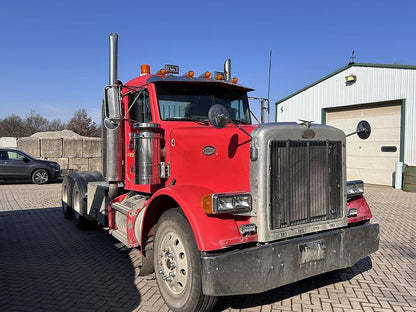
[298,239,327,264]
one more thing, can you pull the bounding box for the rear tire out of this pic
[62,175,74,219]
[32,169,49,184]
[72,182,91,230]
[154,209,217,312]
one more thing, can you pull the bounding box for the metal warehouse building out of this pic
[275,63,416,186]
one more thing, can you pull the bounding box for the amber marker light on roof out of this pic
[157,68,167,75]
[232,77,238,84]
[183,70,194,78]
[215,73,224,80]
[199,71,211,79]
[140,64,150,76]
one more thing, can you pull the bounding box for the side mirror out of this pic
[208,104,229,129]
[346,120,371,140]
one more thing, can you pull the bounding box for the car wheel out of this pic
[32,169,49,184]
[62,175,74,219]
[154,209,217,312]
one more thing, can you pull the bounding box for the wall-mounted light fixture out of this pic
[345,74,357,83]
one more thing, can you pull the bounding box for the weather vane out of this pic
[350,50,356,63]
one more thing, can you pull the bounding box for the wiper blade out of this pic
[231,119,250,124]
[164,116,209,124]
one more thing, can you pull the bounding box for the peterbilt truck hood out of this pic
[169,125,254,192]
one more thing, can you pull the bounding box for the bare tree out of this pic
[0,114,29,137]
[67,108,99,137]
[48,119,67,131]
[24,110,50,134]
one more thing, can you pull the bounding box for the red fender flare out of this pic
[143,185,256,251]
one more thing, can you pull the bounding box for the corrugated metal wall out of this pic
[276,66,416,166]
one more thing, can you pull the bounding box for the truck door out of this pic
[125,88,152,184]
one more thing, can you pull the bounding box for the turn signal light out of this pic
[140,64,150,76]
[201,194,212,214]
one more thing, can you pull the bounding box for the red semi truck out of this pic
[61,33,379,312]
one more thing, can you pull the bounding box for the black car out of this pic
[0,148,61,184]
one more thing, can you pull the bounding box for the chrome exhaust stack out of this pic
[224,59,231,81]
[103,33,123,194]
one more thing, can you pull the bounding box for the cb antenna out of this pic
[267,49,272,123]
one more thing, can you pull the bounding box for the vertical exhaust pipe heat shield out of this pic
[103,33,123,184]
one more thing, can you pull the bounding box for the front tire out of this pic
[32,169,49,184]
[138,238,155,276]
[154,209,217,312]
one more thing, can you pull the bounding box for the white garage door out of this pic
[326,102,401,186]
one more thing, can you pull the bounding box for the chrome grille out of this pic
[270,141,342,230]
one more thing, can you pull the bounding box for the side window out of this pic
[7,151,24,161]
[129,89,152,123]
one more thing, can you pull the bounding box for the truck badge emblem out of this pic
[202,146,216,156]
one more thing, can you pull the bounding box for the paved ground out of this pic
[0,182,415,312]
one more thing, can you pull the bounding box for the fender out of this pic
[347,195,372,224]
[141,184,257,252]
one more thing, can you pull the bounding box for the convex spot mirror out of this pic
[346,120,371,139]
[356,120,371,140]
[208,104,229,129]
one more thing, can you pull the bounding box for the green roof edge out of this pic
[275,63,416,105]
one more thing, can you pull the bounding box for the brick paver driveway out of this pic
[0,182,415,311]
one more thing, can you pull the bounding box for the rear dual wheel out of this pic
[72,181,92,230]
[154,209,217,312]
[62,175,74,219]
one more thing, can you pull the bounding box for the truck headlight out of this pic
[346,180,364,199]
[202,193,252,214]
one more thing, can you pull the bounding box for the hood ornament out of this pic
[298,119,316,139]
[298,119,314,129]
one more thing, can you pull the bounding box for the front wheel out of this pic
[154,209,217,312]
[32,169,49,184]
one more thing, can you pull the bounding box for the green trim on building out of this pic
[321,108,326,124]
[275,63,416,105]
[400,99,406,162]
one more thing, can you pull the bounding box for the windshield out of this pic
[156,82,251,124]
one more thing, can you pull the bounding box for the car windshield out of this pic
[156,82,251,124]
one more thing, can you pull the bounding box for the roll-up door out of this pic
[326,101,401,186]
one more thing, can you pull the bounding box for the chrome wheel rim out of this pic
[158,231,188,294]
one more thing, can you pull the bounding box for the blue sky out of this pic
[1,0,415,123]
